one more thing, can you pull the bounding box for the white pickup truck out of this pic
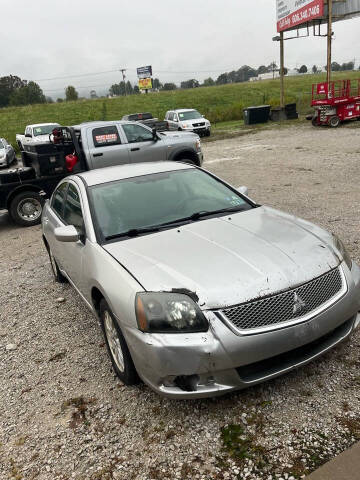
[16,123,60,151]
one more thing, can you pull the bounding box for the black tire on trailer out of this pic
[329,116,340,128]
[9,191,44,227]
[100,299,139,385]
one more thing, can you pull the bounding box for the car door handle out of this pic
[130,147,140,152]
[93,153,103,157]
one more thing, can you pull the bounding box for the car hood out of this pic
[159,131,198,140]
[103,206,340,309]
[32,135,52,143]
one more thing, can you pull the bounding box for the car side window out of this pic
[63,184,85,236]
[168,112,174,121]
[122,124,153,143]
[51,182,68,219]
[92,126,121,148]
[174,114,179,122]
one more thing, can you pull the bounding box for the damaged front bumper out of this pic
[124,262,360,399]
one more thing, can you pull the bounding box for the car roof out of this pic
[174,109,197,113]
[30,123,60,128]
[77,161,195,187]
[73,120,132,129]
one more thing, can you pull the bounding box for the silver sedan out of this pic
[41,162,360,398]
[0,138,16,168]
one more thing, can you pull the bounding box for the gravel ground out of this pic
[1,122,360,480]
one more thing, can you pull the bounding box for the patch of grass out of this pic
[338,416,360,440]
[1,71,359,151]
[220,424,268,466]
[61,396,96,429]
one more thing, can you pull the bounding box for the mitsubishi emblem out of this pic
[293,292,306,315]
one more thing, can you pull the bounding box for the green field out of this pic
[0,71,359,150]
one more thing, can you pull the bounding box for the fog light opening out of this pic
[174,375,200,392]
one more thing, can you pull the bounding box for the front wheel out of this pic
[100,299,139,385]
[9,191,44,226]
[205,129,211,137]
[311,116,319,127]
[329,116,340,128]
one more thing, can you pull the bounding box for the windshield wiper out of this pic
[105,225,161,241]
[157,206,249,227]
[105,206,248,241]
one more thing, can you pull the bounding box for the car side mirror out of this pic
[25,133,32,138]
[54,225,79,243]
[152,128,158,141]
[237,186,249,196]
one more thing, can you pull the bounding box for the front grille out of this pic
[193,122,205,127]
[221,267,345,334]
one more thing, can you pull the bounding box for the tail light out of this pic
[65,153,78,172]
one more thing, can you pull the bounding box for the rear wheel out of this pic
[329,115,340,128]
[100,299,139,385]
[9,191,44,226]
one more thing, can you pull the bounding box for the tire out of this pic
[9,191,44,227]
[178,127,182,131]
[48,246,68,283]
[17,141,23,151]
[329,116,340,128]
[100,299,139,385]
[205,129,211,137]
[311,116,318,127]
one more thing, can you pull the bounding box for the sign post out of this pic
[327,0,333,88]
[280,31,285,108]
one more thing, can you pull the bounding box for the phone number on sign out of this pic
[292,5,320,22]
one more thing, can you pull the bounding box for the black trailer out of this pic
[0,127,85,226]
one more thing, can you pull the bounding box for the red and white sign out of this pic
[277,0,324,32]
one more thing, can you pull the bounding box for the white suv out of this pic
[165,109,211,137]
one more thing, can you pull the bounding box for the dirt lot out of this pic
[1,122,360,480]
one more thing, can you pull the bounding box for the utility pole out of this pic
[327,0,333,89]
[120,68,127,96]
[280,31,285,108]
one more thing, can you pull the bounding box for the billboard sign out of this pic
[277,0,324,31]
[137,65,152,78]
[138,77,153,90]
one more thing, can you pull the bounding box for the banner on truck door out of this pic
[276,0,324,32]
[137,65,152,78]
[138,78,153,90]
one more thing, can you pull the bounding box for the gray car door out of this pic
[58,182,87,292]
[86,124,130,169]
[121,123,167,162]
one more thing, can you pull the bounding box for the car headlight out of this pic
[135,292,209,333]
[333,234,352,270]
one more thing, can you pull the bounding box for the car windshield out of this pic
[178,110,202,121]
[33,124,59,136]
[89,168,252,241]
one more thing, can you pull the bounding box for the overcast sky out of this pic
[1,0,359,98]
